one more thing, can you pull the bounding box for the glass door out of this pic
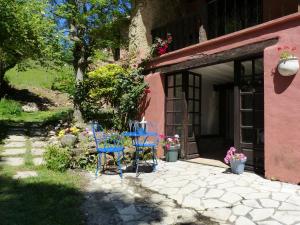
[165,72,201,158]
[236,57,264,173]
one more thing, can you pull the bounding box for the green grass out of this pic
[0,167,85,225]
[4,63,73,90]
[5,66,58,89]
[0,142,85,225]
[0,108,73,124]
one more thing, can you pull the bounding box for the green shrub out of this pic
[44,145,72,172]
[51,66,75,96]
[74,64,147,130]
[0,99,22,116]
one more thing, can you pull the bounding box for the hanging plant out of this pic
[277,46,299,76]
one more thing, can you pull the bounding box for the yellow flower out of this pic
[58,130,65,137]
[70,127,80,135]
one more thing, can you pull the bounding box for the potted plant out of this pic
[277,46,299,76]
[150,33,173,57]
[224,147,247,174]
[161,134,180,162]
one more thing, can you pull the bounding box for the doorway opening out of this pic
[164,56,264,172]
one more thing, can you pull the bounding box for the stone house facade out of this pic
[128,0,300,184]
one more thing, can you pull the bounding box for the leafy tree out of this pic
[51,0,131,124]
[75,64,147,130]
[0,0,61,91]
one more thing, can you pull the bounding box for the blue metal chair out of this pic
[92,123,125,178]
[132,121,159,176]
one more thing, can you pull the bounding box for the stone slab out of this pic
[1,148,26,156]
[31,141,47,148]
[13,171,38,179]
[33,157,45,166]
[4,142,26,148]
[6,135,26,142]
[31,148,45,156]
[0,157,24,166]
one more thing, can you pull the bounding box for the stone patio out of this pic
[83,160,300,225]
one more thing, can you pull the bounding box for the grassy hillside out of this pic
[5,65,58,89]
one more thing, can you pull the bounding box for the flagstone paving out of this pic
[84,160,300,225]
[0,134,47,177]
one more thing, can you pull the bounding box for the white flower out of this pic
[167,138,173,142]
[174,134,179,138]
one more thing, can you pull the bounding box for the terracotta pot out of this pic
[278,57,299,76]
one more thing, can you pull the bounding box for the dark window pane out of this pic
[195,88,200,100]
[189,75,194,86]
[188,126,193,137]
[168,76,174,86]
[241,61,253,76]
[195,76,200,87]
[254,58,263,75]
[189,87,194,98]
[217,0,225,36]
[241,112,253,126]
[241,128,253,143]
[188,100,193,112]
[166,113,174,124]
[241,94,253,109]
[175,74,182,86]
[194,126,200,136]
[194,114,200,124]
[166,101,174,111]
[168,88,174,98]
[175,112,184,124]
[195,101,200,112]
[188,113,193,124]
[174,100,183,112]
[175,87,183,98]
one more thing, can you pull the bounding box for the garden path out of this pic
[0,132,46,179]
[83,161,300,225]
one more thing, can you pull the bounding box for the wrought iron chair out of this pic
[92,123,125,178]
[132,121,159,176]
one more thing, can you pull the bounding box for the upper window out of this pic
[207,0,263,39]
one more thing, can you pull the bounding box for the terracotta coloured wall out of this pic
[141,72,165,157]
[264,26,300,184]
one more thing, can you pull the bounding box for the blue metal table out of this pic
[123,131,158,176]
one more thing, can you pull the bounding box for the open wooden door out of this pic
[165,72,201,159]
[235,57,264,173]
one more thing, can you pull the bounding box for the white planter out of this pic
[278,57,299,76]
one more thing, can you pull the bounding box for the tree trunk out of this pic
[73,41,88,127]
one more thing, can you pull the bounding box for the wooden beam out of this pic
[149,38,278,74]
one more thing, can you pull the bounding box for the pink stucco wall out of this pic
[264,31,300,184]
[143,13,300,183]
[141,72,165,157]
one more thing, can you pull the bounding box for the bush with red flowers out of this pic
[151,33,172,57]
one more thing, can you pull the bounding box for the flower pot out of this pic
[165,145,180,162]
[230,158,247,174]
[278,57,299,76]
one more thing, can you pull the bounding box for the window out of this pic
[208,0,263,39]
